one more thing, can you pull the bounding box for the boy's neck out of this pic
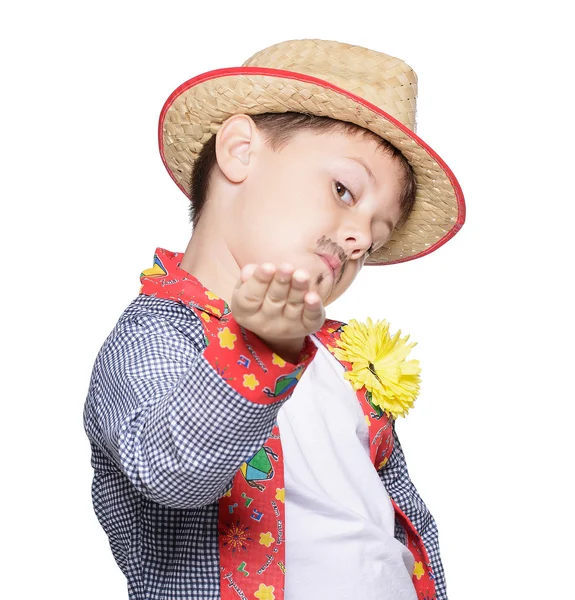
[179,222,238,307]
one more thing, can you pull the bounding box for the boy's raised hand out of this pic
[232,262,326,356]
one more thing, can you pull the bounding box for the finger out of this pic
[240,263,258,284]
[282,269,310,321]
[260,263,295,317]
[235,263,276,312]
[301,290,325,331]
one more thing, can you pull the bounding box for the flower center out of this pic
[368,362,383,385]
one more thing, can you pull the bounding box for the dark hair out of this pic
[189,112,416,230]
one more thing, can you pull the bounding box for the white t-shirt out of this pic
[276,334,417,599]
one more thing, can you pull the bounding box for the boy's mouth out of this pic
[318,253,341,278]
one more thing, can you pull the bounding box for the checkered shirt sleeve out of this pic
[84,295,292,510]
[379,420,448,600]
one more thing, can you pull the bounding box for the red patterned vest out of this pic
[140,248,436,600]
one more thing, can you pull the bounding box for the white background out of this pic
[2,1,573,598]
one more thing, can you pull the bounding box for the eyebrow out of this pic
[347,156,395,233]
[347,156,376,183]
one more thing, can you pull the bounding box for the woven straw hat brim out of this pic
[160,66,465,265]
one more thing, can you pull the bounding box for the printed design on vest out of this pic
[140,252,168,278]
[221,521,253,554]
[265,366,305,399]
[219,427,286,600]
[240,446,279,491]
[201,313,312,402]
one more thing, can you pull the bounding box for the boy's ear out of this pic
[215,114,258,183]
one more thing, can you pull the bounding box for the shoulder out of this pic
[123,294,201,333]
[98,295,206,361]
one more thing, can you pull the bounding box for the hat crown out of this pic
[243,39,419,132]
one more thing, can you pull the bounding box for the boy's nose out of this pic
[343,231,372,261]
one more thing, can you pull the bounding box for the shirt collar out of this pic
[139,247,231,319]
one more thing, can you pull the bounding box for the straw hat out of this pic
[159,39,465,265]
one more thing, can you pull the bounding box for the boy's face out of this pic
[222,124,405,307]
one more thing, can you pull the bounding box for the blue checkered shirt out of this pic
[84,294,447,599]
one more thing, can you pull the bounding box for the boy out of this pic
[83,39,465,600]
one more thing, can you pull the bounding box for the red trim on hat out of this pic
[158,66,465,265]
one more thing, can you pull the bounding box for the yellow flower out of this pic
[259,532,275,547]
[206,304,222,316]
[205,291,220,300]
[413,561,425,580]
[243,373,260,390]
[218,327,237,349]
[275,488,285,503]
[333,317,421,419]
[272,353,286,367]
[254,583,276,600]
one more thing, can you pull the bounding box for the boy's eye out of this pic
[334,181,354,205]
